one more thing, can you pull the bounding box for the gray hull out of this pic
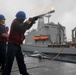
[22,44,76,55]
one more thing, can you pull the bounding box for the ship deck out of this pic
[0,53,76,75]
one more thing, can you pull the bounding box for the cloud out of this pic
[50,0,76,41]
[60,9,76,40]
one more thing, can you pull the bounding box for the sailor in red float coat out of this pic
[0,14,9,71]
[2,11,36,75]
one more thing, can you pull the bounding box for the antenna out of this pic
[45,15,51,23]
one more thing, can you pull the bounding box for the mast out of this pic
[45,15,51,23]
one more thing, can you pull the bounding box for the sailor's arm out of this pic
[0,26,9,38]
[13,18,36,34]
[19,18,36,34]
[1,33,8,38]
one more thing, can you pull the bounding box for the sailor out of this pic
[2,11,36,75]
[0,14,9,71]
[5,26,9,32]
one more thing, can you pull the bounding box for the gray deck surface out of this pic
[0,56,76,75]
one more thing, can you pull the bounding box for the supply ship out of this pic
[22,10,76,56]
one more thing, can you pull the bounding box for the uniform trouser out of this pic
[2,43,29,75]
[0,42,7,70]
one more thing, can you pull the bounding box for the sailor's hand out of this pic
[29,18,36,24]
[26,18,32,24]
[26,17,38,24]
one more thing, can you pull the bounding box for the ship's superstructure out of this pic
[25,16,67,45]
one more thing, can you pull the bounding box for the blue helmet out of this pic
[0,14,6,20]
[5,26,9,31]
[16,11,26,19]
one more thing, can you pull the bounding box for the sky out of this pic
[0,0,76,41]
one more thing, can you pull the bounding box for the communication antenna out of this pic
[45,15,51,23]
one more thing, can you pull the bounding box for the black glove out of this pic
[29,17,38,24]
[33,16,39,21]
[28,18,35,24]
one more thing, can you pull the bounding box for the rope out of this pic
[50,47,64,61]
